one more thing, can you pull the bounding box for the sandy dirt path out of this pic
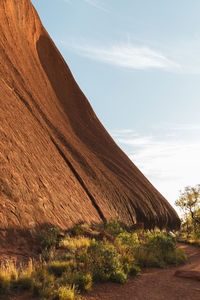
[85,243,200,300]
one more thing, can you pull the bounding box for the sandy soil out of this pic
[85,243,200,300]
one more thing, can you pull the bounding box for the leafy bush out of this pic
[87,240,124,282]
[111,270,127,284]
[129,264,141,276]
[105,219,124,237]
[75,273,92,292]
[37,226,62,250]
[70,223,91,237]
[117,232,139,248]
[145,232,176,254]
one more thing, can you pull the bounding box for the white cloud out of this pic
[64,42,179,71]
[110,126,200,215]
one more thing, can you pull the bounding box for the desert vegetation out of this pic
[0,220,187,300]
[176,184,200,247]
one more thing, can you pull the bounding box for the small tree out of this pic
[175,185,200,235]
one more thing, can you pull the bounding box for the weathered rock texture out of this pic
[0,0,180,232]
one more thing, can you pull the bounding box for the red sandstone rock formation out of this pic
[0,0,180,233]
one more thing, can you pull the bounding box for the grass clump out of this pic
[165,247,187,265]
[48,261,73,277]
[0,260,34,294]
[58,285,76,300]
[60,236,90,252]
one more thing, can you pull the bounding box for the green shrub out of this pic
[58,285,75,300]
[37,226,62,249]
[111,270,127,284]
[75,273,92,292]
[105,220,124,237]
[145,232,176,254]
[70,224,86,237]
[87,240,123,282]
[129,264,141,277]
[117,232,139,249]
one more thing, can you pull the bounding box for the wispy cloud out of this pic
[64,42,179,70]
[109,125,200,212]
[65,42,178,70]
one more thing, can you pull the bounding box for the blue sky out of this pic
[32,0,200,214]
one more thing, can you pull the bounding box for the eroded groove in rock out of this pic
[50,137,106,223]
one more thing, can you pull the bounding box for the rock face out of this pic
[0,0,180,233]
